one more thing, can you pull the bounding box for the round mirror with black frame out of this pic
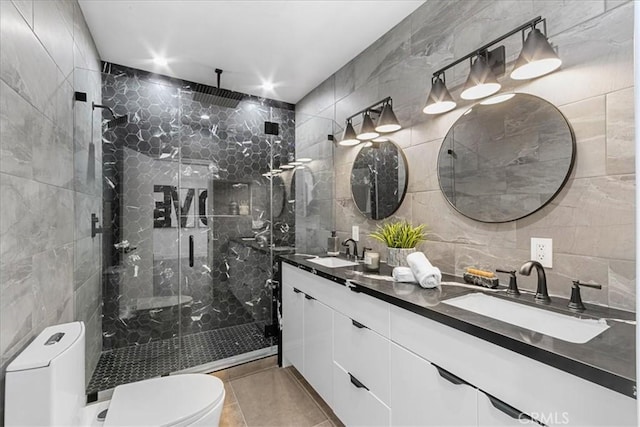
[351,140,408,220]
[437,93,575,223]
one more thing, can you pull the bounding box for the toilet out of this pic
[5,322,225,426]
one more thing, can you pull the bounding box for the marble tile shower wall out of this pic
[100,64,295,349]
[296,0,635,310]
[0,0,102,418]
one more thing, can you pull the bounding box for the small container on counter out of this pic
[364,251,380,271]
[327,230,340,256]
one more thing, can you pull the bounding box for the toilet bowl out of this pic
[5,322,225,426]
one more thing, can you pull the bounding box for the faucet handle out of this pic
[568,280,602,312]
[496,269,520,296]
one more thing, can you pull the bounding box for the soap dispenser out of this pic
[327,231,339,256]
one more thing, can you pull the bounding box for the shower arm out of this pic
[92,102,117,118]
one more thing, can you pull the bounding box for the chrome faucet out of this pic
[519,260,551,304]
[342,239,358,260]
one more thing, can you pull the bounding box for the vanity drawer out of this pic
[333,284,390,338]
[282,263,390,337]
[389,305,637,427]
[334,311,390,405]
[282,264,345,306]
[332,361,390,427]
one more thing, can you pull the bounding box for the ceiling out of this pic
[78,1,425,104]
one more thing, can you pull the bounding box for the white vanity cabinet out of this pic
[281,282,303,371]
[281,263,637,427]
[302,292,334,405]
[390,343,477,426]
[333,310,391,426]
[334,311,390,405]
[390,305,637,427]
[281,281,333,405]
[332,361,391,427]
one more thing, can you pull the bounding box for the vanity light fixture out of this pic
[460,54,501,100]
[423,75,456,115]
[338,96,402,145]
[511,24,562,80]
[423,16,560,114]
[375,100,401,133]
[356,112,379,141]
[339,119,360,146]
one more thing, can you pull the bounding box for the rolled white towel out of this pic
[406,252,442,289]
[392,267,417,283]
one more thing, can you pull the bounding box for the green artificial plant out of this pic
[369,221,427,249]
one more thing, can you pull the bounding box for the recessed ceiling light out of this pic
[153,57,168,67]
[262,81,274,91]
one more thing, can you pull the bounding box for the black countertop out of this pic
[279,254,636,399]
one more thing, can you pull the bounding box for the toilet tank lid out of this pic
[6,322,84,372]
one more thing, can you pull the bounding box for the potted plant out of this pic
[370,221,428,267]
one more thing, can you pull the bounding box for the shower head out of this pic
[92,102,128,128]
[106,114,128,129]
[191,68,244,109]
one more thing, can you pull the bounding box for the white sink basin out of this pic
[442,293,609,344]
[306,257,359,268]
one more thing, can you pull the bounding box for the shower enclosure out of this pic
[74,64,303,393]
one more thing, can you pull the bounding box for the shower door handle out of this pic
[189,235,194,267]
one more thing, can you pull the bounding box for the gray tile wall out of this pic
[0,0,101,419]
[296,0,635,311]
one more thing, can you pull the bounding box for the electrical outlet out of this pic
[531,238,553,268]
[352,225,359,241]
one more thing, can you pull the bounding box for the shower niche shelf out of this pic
[211,180,252,216]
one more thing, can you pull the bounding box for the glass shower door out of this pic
[175,91,292,371]
[85,63,295,393]
[88,66,184,393]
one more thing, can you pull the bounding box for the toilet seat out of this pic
[104,374,225,427]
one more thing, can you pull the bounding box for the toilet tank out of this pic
[5,322,86,426]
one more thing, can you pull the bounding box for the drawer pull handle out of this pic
[305,294,315,300]
[347,283,362,293]
[434,365,468,386]
[486,394,532,421]
[293,288,302,294]
[349,373,369,391]
[351,319,366,329]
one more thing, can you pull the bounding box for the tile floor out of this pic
[88,322,272,393]
[210,356,344,427]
